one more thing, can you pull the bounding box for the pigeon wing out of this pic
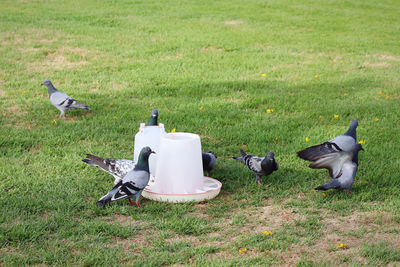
[297,142,342,162]
[50,91,75,108]
[309,151,352,179]
[246,156,263,173]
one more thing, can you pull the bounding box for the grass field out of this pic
[1,0,400,265]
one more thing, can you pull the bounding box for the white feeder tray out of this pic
[143,176,222,203]
[141,132,222,203]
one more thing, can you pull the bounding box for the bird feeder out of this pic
[142,132,222,202]
[133,123,166,176]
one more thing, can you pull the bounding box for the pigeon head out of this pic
[135,146,155,171]
[140,146,155,158]
[41,80,53,87]
[356,143,364,151]
[266,152,275,159]
[147,109,159,126]
[208,151,217,158]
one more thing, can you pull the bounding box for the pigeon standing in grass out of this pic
[96,147,155,208]
[297,120,363,194]
[82,154,135,185]
[147,109,159,126]
[202,152,217,176]
[41,80,90,118]
[233,149,279,185]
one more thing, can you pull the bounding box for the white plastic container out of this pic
[133,123,166,176]
[142,132,222,202]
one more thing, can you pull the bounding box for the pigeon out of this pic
[96,146,155,208]
[41,80,91,118]
[233,149,279,185]
[297,120,364,194]
[82,154,135,185]
[202,152,217,176]
[147,109,158,126]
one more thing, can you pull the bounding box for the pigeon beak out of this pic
[41,82,45,85]
[151,151,156,154]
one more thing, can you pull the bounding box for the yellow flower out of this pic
[306,137,309,142]
[319,115,323,119]
[199,106,204,111]
[385,96,390,100]
[275,137,279,142]
[23,90,27,94]
[375,118,379,121]
[337,243,346,249]
[52,120,57,124]
[378,91,385,95]
[321,193,327,197]
[314,75,319,79]
[239,248,247,254]
[343,93,348,96]
[333,114,339,119]
[113,116,118,120]
[205,126,209,129]
[261,73,267,77]
[358,140,365,144]
[266,109,274,114]
[263,231,274,236]
[171,128,176,133]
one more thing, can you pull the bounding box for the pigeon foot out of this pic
[128,199,134,206]
[136,201,140,208]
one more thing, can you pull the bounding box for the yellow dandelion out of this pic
[314,75,319,79]
[266,109,274,114]
[261,73,267,77]
[23,90,27,94]
[205,126,209,129]
[358,140,365,144]
[385,96,390,100]
[200,106,204,111]
[343,93,348,96]
[113,116,118,119]
[333,114,339,119]
[263,231,274,236]
[378,91,385,95]
[321,193,327,197]
[337,243,346,249]
[239,248,247,254]
[375,118,379,121]
[275,137,279,142]
[306,137,309,142]
[171,128,176,133]
[319,115,323,119]
[52,119,57,124]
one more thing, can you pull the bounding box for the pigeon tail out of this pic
[71,101,91,110]
[82,154,107,170]
[343,120,358,140]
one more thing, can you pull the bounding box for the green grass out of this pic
[1,0,400,265]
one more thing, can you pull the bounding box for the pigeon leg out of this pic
[135,200,140,208]
[346,190,351,196]
[256,175,262,185]
[128,198,134,206]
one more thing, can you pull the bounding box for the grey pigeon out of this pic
[96,147,155,207]
[297,120,363,194]
[41,80,91,118]
[202,152,217,176]
[147,109,159,126]
[82,154,135,185]
[233,150,279,185]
